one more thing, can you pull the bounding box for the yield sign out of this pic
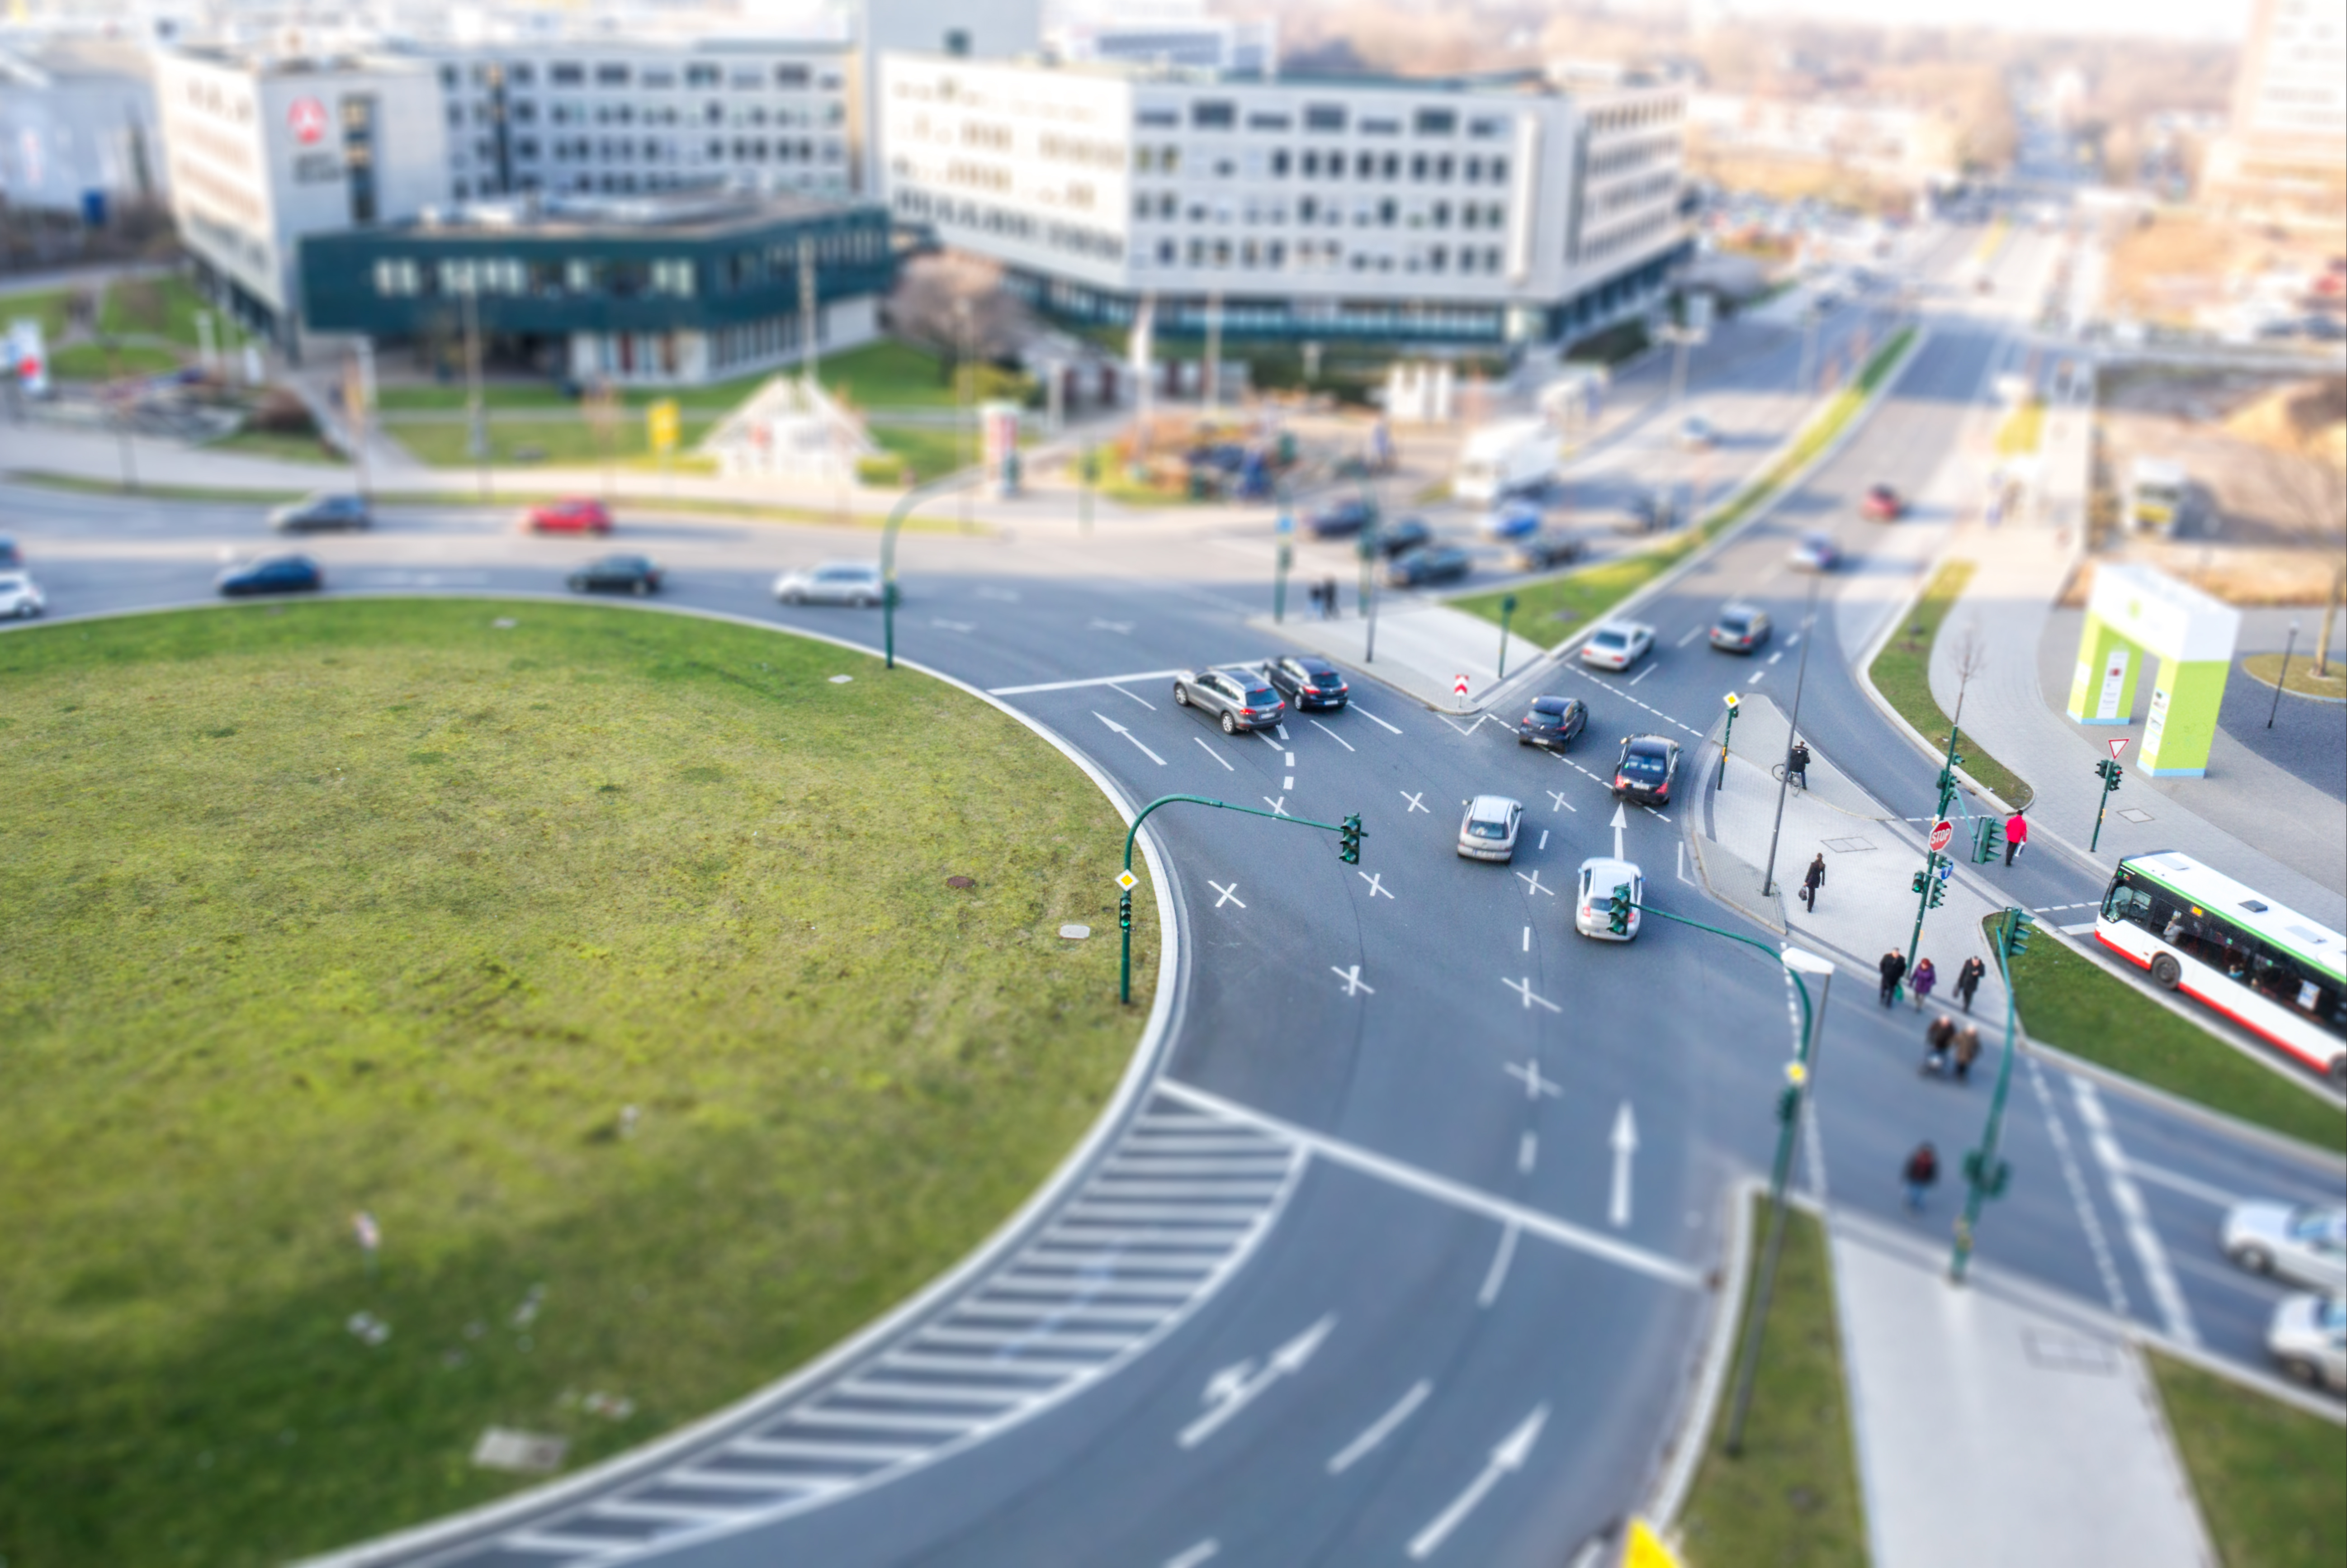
[1927,818,1954,854]
[1453,674,1470,697]
[2107,738,2129,759]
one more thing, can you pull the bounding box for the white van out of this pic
[1453,419,1554,505]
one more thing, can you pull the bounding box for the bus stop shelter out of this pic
[2065,562,2240,777]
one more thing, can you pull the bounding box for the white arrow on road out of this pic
[1093,711,1166,766]
[1609,1101,1639,1229]
[1177,1315,1335,1448]
[1405,1404,1550,1560]
[1610,802,1627,861]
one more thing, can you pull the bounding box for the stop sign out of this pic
[1928,818,1954,854]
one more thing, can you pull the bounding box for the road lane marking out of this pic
[1327,1380,1434,1475]
[1209,880,1246,910]
[1547,788,1578,814]
[2072,1078,2198,1346]
[1406,1406,1548,1560]
[2123,1159,2239,1210]
[1768,651,1784,665]
[1263,796,1290,817]
[932,619,975,633]
[1400,790,1429,813]
[1194,737,1236,772]
[1310,718,1356,751]
[1284,775,1296,790]
[1678,842,1695,886]
[1154,1080,1703,1289]
[1257,730,1284,752]
[1091,619,1136,634]
[1630,664,1656,686]
[1177,1315,1335,1448]
[1538,829,1550,851]
[990,669,1183,695]
[1608,1103,1639,1230]
[1505,1058,1563,1096]
[1522,925,1531,952]
[1165,1542,1219,1568]
[1502,979,1563,1015]
[1359,872,1395,900]
[1675,625,1706,648]
[1332,965,1375,997]
[1519,1132,1537,1174]
[2025,1057,2131,1317]
[1107,682,1157,710]
[1093,711,1167,766]
[1285,751,1296,766]
[1514,869,1556,897]
[1476,1222,1520,1307]
[1353,705,1404,735]
[1749,671,1766,684]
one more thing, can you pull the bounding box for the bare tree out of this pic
[882,254,1032,386]
[2259,378,2347,676]
[1946,620,1989,733]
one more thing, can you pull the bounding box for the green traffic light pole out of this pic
[2088,759,2122,853]
[1950,907,2033,1283]
[1716,691,1741,791]
[1622,896,1831,1457]
[1118,794,1362,1005]
[1273,478,1295,623]
[1905,720,1967,971]
[1496,593,1519,681]
[880,471,983,669]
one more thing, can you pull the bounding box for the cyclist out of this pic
[1786,738,1811,790]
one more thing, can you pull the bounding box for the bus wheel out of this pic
[2149,954,2180,989]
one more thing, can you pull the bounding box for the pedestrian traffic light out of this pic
[1338,813,1364,865]
[1912,869,1929,895]
[1973,816,2005,864]
[2003,907,2035,957]
[1607,882,1633,935]
[1118,891,1132,933]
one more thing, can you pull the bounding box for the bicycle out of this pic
[1770,762,1810,793]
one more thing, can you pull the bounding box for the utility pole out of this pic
[1496,594,1518,681]
[1760,574,1821,896]
[954,295,974,532]
[102,334,137,494]
[344,346,372,503]
[2266,618,2299,727]
[1906,719,1967,966]
[463,284,487,499]
[1204,289,1222,419]
[798,234,819,391]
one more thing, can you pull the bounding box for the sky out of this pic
[1694,0,2248,40]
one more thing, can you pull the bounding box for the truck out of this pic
[1452,418,1555,505]
[2125,456,2186,536]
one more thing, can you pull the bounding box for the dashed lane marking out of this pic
[1194,738,1235,772]
[1326,1380,1434,1476]
[1476,1223,1520,1308]
[1353,705,1404,735]
[1107,682,1157,711]
[989,669,1184,696]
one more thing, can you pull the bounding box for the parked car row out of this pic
[2224,1200,2346,1392]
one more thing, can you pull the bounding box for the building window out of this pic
[551,63,584,86]
[1437,154,1453,180]
[1361,118,1399,135]
[1248,112,1291,131]
[509,64,534,87]
[686,64,721,88]
[1469,116,1507,139]
[439,65,459,89]
[1415,108,1457,137]
[1355,152,1373,178]
[1272,150,1290,176]
[1410,155,1426,180]
[1491,157,1509,183]
[1378,198,1397,226]
[1304,104,1346,132]
[651,259,696,297]
[597,64,631,86]
[1382,154,1399,179]
[372,258,419,296]
[1192,100,1236,130]
[945,28,970,56]
[777,63,809,88]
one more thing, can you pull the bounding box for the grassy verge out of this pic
[1677,1200,1868,1568]
[5,471,312,505]
[370,343,949,417]
[2243,651,2347,701]
[2150,1353,2347,1568]
[1867,560,2034,807]
[208,427,343,465]
[0,284,77,339]
[1994,916,2345,1154]
[870,422,970,485]
[1995,399,2044,458]
[49,341,183,380]
[1453,327,1917,640]
[381,415,722,469]
[95,275,214,350]
[0,599,1153,1565]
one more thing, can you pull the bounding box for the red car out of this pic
[525,497,613,535]
[1860,483,1905,522]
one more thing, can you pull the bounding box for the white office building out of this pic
[0,36,168,220]
[880,54,1688,347]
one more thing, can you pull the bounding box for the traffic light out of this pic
[1607,883,1634,935]
[1339,813,1364,865]
[1118,891,1133,933]
[1912,869,1929,895]
[1928,873,1948,908]
[2003,908,2036,957]
[1973,816,2004,864]
[1963,1149,2012,1197]
[2095,758,2124,793]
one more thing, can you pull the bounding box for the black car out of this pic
[268,491,371,532]
[1384,545,1472,588]
[568,553,663,595]
[1262,654,1350,710]
[1517,696,1588,751]
[1509,532,1582,572]
[1306,498,1377,539]
[215,554,322,596]
[1377,517,1434,558]
[1611,734,1683,805]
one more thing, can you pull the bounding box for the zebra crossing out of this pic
[424,1093,1306,1566]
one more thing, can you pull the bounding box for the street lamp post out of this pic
[462,284,488,500]
[1273,492,1294,623]
[2267,619,2299,728]
[880,471,983,669]
[1949,909,2032,1284]
[1496,593,1519,681]
[1760,575,1822,896]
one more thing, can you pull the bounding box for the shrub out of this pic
[855,453,910,488]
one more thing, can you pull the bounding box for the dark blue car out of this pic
[1307,498,1377,539]
[216,554,323,596]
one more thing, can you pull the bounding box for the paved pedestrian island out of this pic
[1260,598,1520,711]
[1831,1213,2215,1568]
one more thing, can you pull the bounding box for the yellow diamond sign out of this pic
[1625,1519,1685,1568]
[1116,870,1139,891]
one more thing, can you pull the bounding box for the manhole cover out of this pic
[828,674,853,685]
[2117,807,2153,824]
[1822,837,1876,853]
[946,876,976,889]
[1059,924,1091,939]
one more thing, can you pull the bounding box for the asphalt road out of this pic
[4,218,2338,1568]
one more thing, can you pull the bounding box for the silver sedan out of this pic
[1457,795,1523,862]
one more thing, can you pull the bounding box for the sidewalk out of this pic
[1831,1213,2215,1568]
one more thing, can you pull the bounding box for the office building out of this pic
[299,189,895,386]
[2202,0,2345,222]
[0,36,168,220]
[879,53,1689,346]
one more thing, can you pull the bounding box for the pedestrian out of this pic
[1800,852,1826,912]
[1902,1142,1940,1211]
[1955,954,1986,1014]
[1322,576,1340,620]
[1910,956,1937,1011]
[1923,1013,1956,1075]
[1878,947,1907,1007]
[1311,579,1329,618]
[1787,738,1811,789]
[2004,807,2028,866]
[1954,1024,1983,1083]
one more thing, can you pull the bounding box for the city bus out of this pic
[2098,852,2347,1084]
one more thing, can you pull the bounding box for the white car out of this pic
[1677,415,1718,450]
[774,561,885,607]
[1789,532,1841,572]
[2266,1293,2347,1392]
[2223,1202,2347,1293]
[1579,621,1655,672]
[0,571,48,618]
[1456,795,1523,863]
[1576,856,1645,941]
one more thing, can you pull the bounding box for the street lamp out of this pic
[1760,574,1822,896]
[880,470,983,669]
[1949,909,2031,1284]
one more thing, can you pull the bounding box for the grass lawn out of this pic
[1867,560,2035,808]
[1677,1200,1868,1568]
[376,372,768,417]
[871,421,974,485]
[48,340,183,380]
[0,600,1154,1566]
[383,414,720,469]
[1453,328,1917,640]
[0,283,78,340]
[2150,1353,2347,1568]
[816,340,955,411]
[1995,916,2345,1154]
[2243,651,2347,702]
[96,275,215,350]
[1995,399,2044,458]
[209,427,344,465]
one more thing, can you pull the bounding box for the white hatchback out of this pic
[2267,1293,2347,1392]
[0,571,46,618]
[1576,856,1645,941]
[775,561,885,607]
[1580,621,1655,672]
[2223,1202,2347,1293]
[1456,795,1523,863]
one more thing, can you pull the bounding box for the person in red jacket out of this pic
[2004,808,2029,866]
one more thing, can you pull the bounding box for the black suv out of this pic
[1262,655,1350,711]
[1517,696,1587,751]
[1611,734,1682,805]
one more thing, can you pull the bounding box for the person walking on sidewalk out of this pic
[1910,956,1937,1011]
[2004,807,2029,866]
[1323,577,1340,620]
[1923,1013,1956,1075]
[1954,1024,1983,1084]
[1878,947,1908,1007]
[1787,738,1811,790]
[1955,954,1986,1013]
[1801,853,1826,912]
[1902,1142,1940,1210]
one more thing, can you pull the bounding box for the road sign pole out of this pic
[1951,908,2030,1284]
[880,471,981,669]
[2267,620,2298,729]
[1718,693,1740,791]
[1760,574,1821,896]
[1497,594,1518,682]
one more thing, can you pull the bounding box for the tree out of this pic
[2258,384,2347,676]
[883,254,1032,384]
